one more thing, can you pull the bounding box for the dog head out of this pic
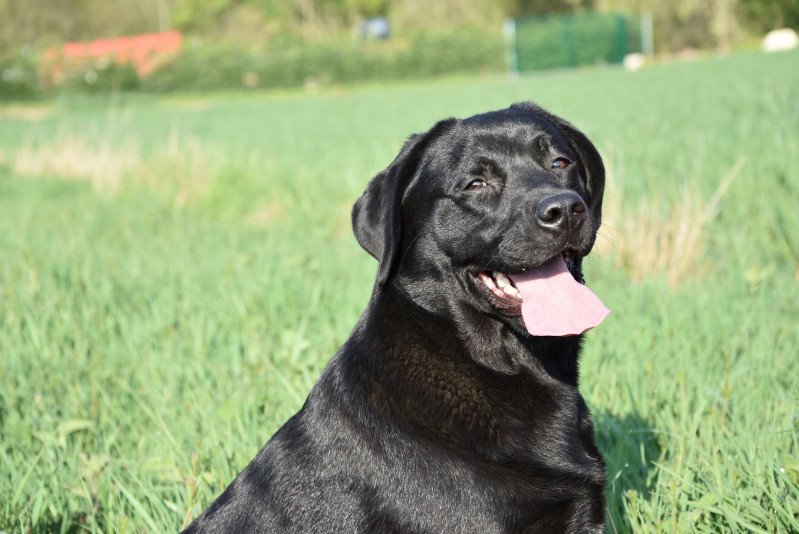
[352,103,605,370]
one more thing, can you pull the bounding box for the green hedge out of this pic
[0,49,40,99]
[0,29,504,99]
[57,59,141,93]
[142,30,504,92]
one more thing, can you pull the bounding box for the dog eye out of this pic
[552,158,572,170]
[465,178,488,190]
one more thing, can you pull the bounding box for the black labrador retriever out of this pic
[184,102,610,533]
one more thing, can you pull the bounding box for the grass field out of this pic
[1,50,798,533]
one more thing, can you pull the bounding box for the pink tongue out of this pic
[508,256,610,337]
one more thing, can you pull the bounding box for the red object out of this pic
[43,31,182,82]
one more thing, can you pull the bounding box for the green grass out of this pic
[1,50,798,532]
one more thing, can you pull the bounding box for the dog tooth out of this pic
[502,285,518,297]
[479,272,496,289]
[494,272,511,288]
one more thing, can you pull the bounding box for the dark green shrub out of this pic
[142,43,255,91]
[0,48,40,100]
[57,58,141,93]
[142,29,504,93]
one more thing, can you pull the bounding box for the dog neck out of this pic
[369,280,583,384]
[341,283,586,456]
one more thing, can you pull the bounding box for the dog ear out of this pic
[511,102,605,223]
[352,119,455,286]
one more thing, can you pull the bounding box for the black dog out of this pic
[184,102,609,533]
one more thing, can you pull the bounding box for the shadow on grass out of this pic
[594,410,662,533]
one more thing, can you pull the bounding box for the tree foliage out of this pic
[0,0,797,57]
[739,0,799,33]
[597,0,799,51]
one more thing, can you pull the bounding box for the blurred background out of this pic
[1,0,798,96]
[0,1,797,533]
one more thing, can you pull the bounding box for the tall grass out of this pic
[596,156,746,285]
[13,134,140,192]
[0,51,797,532]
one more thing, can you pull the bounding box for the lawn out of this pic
[0,50,797,533]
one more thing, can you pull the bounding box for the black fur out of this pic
[183,102,607,533]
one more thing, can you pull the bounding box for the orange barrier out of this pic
[43,31,182,82]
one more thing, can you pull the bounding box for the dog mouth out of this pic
[475,271,523,315]
[472,251,580,317]
[469,250,609,337]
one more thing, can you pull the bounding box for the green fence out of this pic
[506,12,641,73]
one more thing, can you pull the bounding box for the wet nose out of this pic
[535,192,587,230]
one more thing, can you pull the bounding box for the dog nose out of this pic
[535,192,587,230]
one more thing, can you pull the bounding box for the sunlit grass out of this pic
[1,50,797,532]
[596,156,747,285]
